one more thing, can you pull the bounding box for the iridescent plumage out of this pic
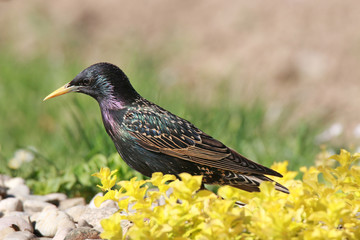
[44,62,289,194]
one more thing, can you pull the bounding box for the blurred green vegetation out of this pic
[0,50,324,200]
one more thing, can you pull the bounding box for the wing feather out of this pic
[123,107,282,177]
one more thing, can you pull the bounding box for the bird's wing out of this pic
[122,107,282,177]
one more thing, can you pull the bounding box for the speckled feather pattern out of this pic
[102,98,289,194]
[61,62,289,194]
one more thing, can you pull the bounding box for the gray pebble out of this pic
[64,227,100,240]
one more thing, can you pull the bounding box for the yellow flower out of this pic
[100,212,123,240]
[92,167,118,191]
[169,173,202,201]
[150,172,176,193]
[93,189,122,208]
[92,149,360,239]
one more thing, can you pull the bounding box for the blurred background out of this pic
[1,0,359,199]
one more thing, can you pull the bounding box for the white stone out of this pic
[77,219,93,228]
[65,206,87,222]
[0,216,33,232]
[4,178,25,189]
[35,206,75,237]
[29,212,40,223]
[23,200,54,213]
[24,193,66,204]
[44,193,67,202]
[53,226,73,240]
[3,211,29,218]
[88,193,103,209]
[59,197,86,210]
[6,185,30,198]
[99,199,119,209]
[3,231,36,240]
[0,198,23,212]
[0,227,15,240]
[79,207,119,232]
[0,175,11,182]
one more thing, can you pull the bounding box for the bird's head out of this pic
[44,62,139,108]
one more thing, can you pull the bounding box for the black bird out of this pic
[44,62,289,194]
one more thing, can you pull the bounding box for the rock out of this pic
[0,198,23,212]
[43,193,67,206]
[0,216,33,232]
[53,227,73,240]
[4,211,29,218]
[64,227,100,240]
[3,231,36,240]
[23,200,54,213]
[29,212,40,223]
[24,193,67,206]
[0,175,11,182]
[121,220,133,237]
[4,177,30,198]
[6,185,30,199]
[79,207,119,232]
[0,227,15,240]
[0,186,8,199]
[59,197,86,210]
[65,206,87,223]
[44,193,67,201]
[77,219,93,228]
[65,205,119,231]
[4,178,25,189]
[88,193,103,209]
[99,199,119,209]
[0,176,126,239]
[3,212,31,224]
[35,206,75,237]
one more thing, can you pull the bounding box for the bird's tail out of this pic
[230,174,289,194]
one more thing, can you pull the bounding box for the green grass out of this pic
[0,51,324,200]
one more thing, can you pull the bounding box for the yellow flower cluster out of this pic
[93,150,360,240]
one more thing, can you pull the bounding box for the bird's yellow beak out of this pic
[43,84,78,101]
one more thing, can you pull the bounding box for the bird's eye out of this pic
[83,79,91,86]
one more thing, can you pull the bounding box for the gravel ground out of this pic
[0,174,131,240]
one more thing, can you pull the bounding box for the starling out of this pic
[44,62,289,194]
